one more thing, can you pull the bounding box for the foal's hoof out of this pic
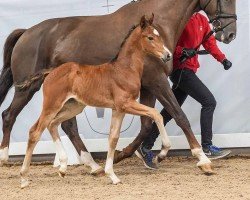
[155,155,165,164]
[0,160,5,167]
[112,178,121,185]
[91,167,105,177]
[198,163,215,175]
[58,170,66,178]
[20,179,30,189]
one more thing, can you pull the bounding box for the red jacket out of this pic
[173,13,226,73]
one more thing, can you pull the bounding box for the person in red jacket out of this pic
[136,13,232,169]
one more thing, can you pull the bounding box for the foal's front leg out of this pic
[123,100,171,160]
[113,88,156,163]
[105,110,125,184]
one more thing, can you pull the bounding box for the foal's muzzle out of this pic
[161,52,172,63]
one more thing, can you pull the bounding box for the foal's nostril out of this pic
[166,53,172,61]
[161,53,172,63]
[167,54,172,60]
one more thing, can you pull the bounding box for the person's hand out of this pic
[222,59,232,70]
[182,48,196,58]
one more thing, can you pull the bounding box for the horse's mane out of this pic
[131,0,143,3]
[111,24,140,62]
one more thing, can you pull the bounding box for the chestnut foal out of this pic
[20,15,172,188]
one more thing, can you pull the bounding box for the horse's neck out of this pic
[170,0,200,46]
[115,29,144,76]
[147,0,200,50]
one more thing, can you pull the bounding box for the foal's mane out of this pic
[111,24,140,62]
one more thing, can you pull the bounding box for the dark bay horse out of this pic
[0,0,237,174]
[20,15,173,188]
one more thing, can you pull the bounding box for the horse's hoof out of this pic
[0,151,9,167]
[198,163,215,175]
[91,167,105,177]
[21,179,29,189]
[0,159,8,167]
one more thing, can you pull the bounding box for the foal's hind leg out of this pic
[48,122,68,177]
[52,100,103,175]
[61,117,103,175]
[1,85,40,166]
[20,116,52,188]
[105,110,125,184]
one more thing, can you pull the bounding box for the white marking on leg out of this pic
[105,158,120,184]
[158,148,169,158]
[104,111,124,184]
[153,29,160,36]
[54,139,68,174]
[20,149,34,188]
[20,155,31,188]
[154,112,171,159]
[80,151,102,173]
[191,148,211,166]
[0,147,9,165]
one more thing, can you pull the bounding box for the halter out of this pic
[201,0,237,32]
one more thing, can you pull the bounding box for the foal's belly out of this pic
[73,87,115,109]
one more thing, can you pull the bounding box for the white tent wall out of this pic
[0,1,249,161]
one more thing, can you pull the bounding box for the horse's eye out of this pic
[148,36,154,41]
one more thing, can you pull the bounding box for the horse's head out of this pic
[139,14,172,63]
[200,0,237,44]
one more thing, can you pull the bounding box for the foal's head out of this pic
[139,15,172,63]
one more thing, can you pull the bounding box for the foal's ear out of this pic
[140,15,148,29]
[149,13,154,25]
[140,13,155,29]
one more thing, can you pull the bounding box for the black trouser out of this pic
[142,68,217,149]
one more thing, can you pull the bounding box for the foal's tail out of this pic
[0,29,26,107]
[14,68,53,91]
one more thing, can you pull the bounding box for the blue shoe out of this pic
[203,145,231,160]
[135,145,158,170]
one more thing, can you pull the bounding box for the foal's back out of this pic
[44,61,137,109]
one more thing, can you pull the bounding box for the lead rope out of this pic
[84,110,135,136]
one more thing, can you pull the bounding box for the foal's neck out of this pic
[115,27,145,77]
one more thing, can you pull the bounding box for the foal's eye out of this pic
[148,36,154,41]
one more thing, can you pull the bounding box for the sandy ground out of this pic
[0,156,249,200]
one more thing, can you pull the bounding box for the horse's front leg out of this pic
[148,73,213,174]
[113,88,156,163]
